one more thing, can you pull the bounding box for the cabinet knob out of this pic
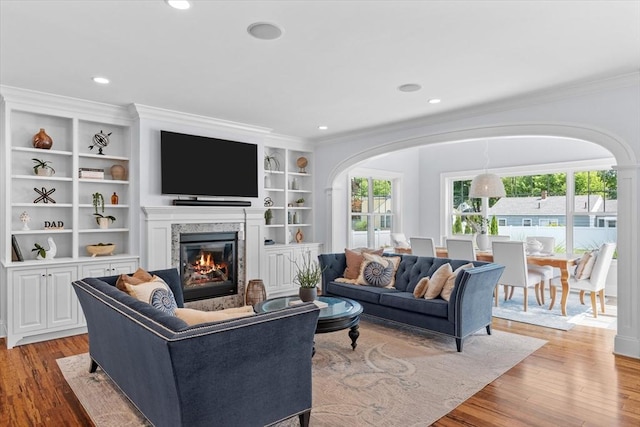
[41,274,46,277]
[48,273,52,277]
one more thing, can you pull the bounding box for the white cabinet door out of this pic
[264,247,295,297]
[11,269,47,334]
[46,266,79,329]
[80,259,138,278]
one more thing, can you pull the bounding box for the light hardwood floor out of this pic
[1,318,639,426]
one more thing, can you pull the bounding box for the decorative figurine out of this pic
[89,130,112,155]
[19,211,30,230]
[32,237,57,260]
[33,187,56,203]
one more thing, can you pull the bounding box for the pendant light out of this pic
[469,141,505,198]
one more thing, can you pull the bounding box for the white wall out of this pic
[313,73,640,358]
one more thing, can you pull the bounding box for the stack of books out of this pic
[79,167,104,179]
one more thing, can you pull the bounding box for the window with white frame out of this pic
[445,163,617,255]
[349,175,395,248]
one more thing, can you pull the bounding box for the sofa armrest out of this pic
[449,263,505,337]
[319,253,347,285]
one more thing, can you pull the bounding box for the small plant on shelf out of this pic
[295,197,305,206]
[92,192,115,225]
[32,243,47,258]
[32,158,55,176]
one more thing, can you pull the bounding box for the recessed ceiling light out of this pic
[428,98,441,104]
[92,76,110,85]
[318,126,328,130]
[247,22,283,40]
[398,83,422,92]
[166,0,191,10]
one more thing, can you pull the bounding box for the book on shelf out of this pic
[11,235,23,262]
[79,167,105,179]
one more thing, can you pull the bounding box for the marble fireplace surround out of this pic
[142,206,264,310]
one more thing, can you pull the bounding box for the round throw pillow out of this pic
[150,287,177,315]
[362,259,394,287]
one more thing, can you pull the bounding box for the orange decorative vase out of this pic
[33,128,53,149]
[110,164,126,180]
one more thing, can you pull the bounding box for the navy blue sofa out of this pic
[318,253,504,352]
[72,268,319,427]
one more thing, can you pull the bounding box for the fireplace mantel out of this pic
[142,206,264,285]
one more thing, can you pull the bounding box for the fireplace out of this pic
[179,232,238,302]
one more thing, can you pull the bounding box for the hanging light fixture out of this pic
[469,141,505,198]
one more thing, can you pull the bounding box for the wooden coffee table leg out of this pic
[349,324,360,350]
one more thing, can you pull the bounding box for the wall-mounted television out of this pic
[160,130,258,198]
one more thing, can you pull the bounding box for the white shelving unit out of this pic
[1,89,139,347]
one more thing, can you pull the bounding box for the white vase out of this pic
[98,217,110,229]
[476,233,490,251]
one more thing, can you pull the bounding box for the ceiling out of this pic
[1,1,639,142]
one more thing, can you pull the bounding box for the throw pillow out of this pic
[343,247,384,280]
[441,263,475,301]
[124,276,178,316]
[413,277,430,298]
[575,250,598,280]
[424,263,453,299]
[356,253,401,288]
[175,306,255,326]
[116,267,154,294]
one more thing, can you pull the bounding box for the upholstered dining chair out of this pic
[491,241,544,311]
[390,233,410,249]
[526,236,556,304]
[549,242,616,318]
[409,237,437,257]
[446,238,476,261]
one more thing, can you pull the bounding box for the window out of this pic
[445,164,616,255]
[350,176,395,248]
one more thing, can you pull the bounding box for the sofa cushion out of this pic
[326,280,400,304]
[344,247,384,279]
[357,253,401,288]
[175,306,255,326]
[116,267,154,294]
[413,277,430,298]
[379,292,449,318]
[441,262,475,301]
[575,250,598,279]
[424,263,453,299]
[124,276,178,316]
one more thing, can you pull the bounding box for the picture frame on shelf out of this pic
[11,235,24,262]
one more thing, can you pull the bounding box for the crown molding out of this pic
[131,103,274,136]
[313,71,640,146]
[0,85,135,125]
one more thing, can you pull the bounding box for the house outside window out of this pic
[445,164,617,255]
[350,176,395,248]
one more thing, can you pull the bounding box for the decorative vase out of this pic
[295,228,304,243]
[111,192,119,205]
[110,164,126,180]
[33,128,53,149]
[476,233,490,251]
[299,287,317,302]
[245,279,267,306]
[98,217,110,229]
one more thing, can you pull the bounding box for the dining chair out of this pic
[491,241,544,311]
[390,233,410,249]
[409,237,436,257]
[526,236,556,304]
[446,238,476,261]
[549,242,616,318]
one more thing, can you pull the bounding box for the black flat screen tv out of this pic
[160,130,258,198]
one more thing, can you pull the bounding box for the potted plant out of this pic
[293,251,325,302]
[295,197,305,207]
[32,243,47,259]
[32,158,55,176]
[264,208,273,225]
[264,154,280,172]
[92,192,115,228]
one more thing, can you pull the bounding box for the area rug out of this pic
[492,292,597,330]
[57,317,545,427]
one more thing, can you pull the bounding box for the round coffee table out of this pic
[254,295,363,351]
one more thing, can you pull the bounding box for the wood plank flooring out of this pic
[1,319,639,426]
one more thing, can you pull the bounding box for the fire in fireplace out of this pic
[179,232,238,301]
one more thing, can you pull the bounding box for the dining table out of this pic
[435,248,577,316]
